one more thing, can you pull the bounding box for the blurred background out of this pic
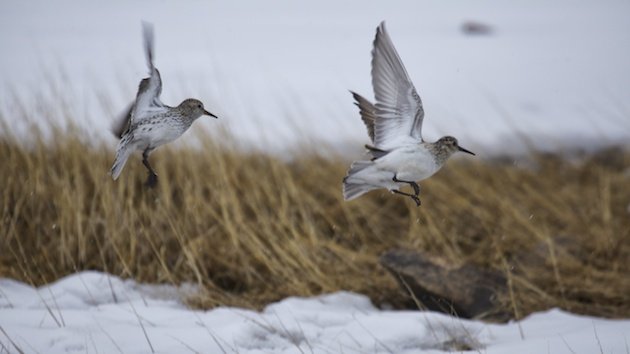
[1,0,629,320]
[1,0,629,154]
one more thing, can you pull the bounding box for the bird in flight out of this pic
[343,21,475,206]
[111,22,218,187]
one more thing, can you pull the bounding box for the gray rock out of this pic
[380,249,511,322]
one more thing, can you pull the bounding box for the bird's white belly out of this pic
[377,145,439,182]
[135,122,187,149]
[347,145,439,192]
[153,124,185,145]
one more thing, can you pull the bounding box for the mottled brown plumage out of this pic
[110,23,217,187]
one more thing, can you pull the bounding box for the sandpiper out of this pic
[343,21,475,206]
[110,22,218,187]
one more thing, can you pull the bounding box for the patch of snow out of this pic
[1,271,629,353]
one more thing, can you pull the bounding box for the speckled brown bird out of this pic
[111,22,217,187]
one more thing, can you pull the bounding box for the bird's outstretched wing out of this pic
[371,21,425,150]
[130,22,165,124]
[350,91,391,160]
[350,91,377,143]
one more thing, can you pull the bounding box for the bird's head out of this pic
[179,99,218,120]
[435,136,475,158]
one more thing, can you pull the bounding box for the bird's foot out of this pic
[393,175,420,196]
[145,172,158,188]
[392,189,422,207]
[410,195,421,207]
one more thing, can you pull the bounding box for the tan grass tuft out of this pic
[1,112,629,319]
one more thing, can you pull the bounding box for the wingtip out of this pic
[350,91,366,107]
[351,90,368,101]
[377,21,387,34]
[141,21,155,68]
[372,21,389,57]
[141,21,155,44]
[141,21,154,35]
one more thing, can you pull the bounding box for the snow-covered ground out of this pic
[1,0,629,154]
[0,271,628,354]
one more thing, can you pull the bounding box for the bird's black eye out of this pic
[197,104,202,108]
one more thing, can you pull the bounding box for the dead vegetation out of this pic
[1,110,629,320]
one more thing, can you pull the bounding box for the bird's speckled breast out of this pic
[132,112,193,149]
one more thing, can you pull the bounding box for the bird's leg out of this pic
[392,175,420,196]
[142,148,158,188]
[392,190,422,206]
[410,182,420,196]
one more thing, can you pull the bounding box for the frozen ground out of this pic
[1,271,629,354]
[1,0,629,155]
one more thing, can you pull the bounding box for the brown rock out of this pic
[380,249,510,322]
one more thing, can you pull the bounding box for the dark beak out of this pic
[204,109,218,119]
[458,146,475,156]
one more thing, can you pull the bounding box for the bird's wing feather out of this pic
[130,22,165,124]
[350,91,377,143]
[371,21,425,150]
[364,144,390,160]
[112,102,134,138]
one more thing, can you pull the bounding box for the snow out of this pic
[1,272,629,353]
[1,0,629,155]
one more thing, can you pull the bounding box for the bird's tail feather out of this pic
[343,181,378,200]
[343,160,377,200]
[346,160,372,176]
[110,145,132,180]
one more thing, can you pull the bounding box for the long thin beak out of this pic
[458,146,475,156]
[204,109,218,119]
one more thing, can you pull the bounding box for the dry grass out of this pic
[1,111,629,320]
